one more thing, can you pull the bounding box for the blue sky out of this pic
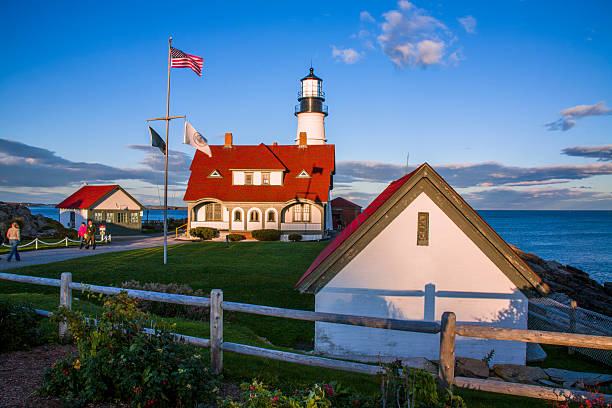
[1,0,611,208]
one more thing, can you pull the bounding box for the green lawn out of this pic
[1,241,609,407]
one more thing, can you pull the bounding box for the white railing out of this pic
[1,235,111,250]
[0,271,610,404]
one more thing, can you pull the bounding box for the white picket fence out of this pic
[1,235,111,250]
[0,271,611,404]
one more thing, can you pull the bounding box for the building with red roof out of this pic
[56,184,144,234]
[183,68,336,240]
[330,197,361,230]
[296,163,548,365]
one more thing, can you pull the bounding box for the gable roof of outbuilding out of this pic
[56,185,144,210]
[183,143,335,203]
[296,163,549,297]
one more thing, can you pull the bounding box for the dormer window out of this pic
[245,172,253,185]
[297,169,311,178]
[208,169,222,178]
[262,172,270,185]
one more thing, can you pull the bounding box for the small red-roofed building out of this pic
[331,197,361,230]
[56,184,144,234]
[183,132,335,240]
[296,163,549,365]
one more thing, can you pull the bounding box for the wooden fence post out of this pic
[439,311,456,390]
[210,289,223,374]
[568,300,577,355]
[35,238,38,250]
[59,272,72,341]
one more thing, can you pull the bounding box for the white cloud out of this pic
[562,145,612,162]
[546,101,612,131]
[458,15,477,34]
[331,46,364,64]
[377,1,455,68]
[360,11,375,23]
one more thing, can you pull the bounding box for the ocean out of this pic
[29,207,611,284]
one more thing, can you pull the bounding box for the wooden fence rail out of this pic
[1,271,611,404]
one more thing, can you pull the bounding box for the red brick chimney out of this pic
[298,132,307,148]
[224,132,233,148]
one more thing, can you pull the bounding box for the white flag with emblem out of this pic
[183,121,212,157]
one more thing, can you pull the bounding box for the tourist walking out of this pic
[6,222,21,262]
[78,222,87,249]
[84,219,96,250]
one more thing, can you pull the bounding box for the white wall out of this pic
[233,172,245,185]
[231,208,245,231]
[315,192,528,365]
[296,112,326,145]
[270,172,282,185]
[59,208,87,229]
[264,208,278,229]
[246,208,263,230]
[191,221,228,230]
[92,190,140,210]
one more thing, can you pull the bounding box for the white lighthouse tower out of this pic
[295,68,328,145]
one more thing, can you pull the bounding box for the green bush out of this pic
[228,233,246,242]
[288,233,302,242]
[121,280,209,320]
[42,292,219,407]
[0,300,47,352]
[190,227,218,240]
[251,229,280,241]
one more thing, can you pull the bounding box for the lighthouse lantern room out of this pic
[295,68,328,145]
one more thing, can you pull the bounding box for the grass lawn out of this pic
[1,241,609,407]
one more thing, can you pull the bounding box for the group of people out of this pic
[1,222,22,262]
[78,219,98,250]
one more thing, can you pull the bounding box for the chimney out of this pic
[273,142,278,146]
[298,132,307,148]
[224,132,233,148]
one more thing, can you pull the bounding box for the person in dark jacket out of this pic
[84,219,96,250]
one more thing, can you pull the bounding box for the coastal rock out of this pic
[544,368,612,387]
[401,357,437,373]
[511,245,612,317]
[493,364,548,384]
[455,356,490,378]
[526,343,547,363]
[0,202,56,237]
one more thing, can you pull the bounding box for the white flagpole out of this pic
[163,37,172,265]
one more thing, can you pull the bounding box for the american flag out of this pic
[170,47,204,76]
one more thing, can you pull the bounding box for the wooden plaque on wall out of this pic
[417,212,429,246]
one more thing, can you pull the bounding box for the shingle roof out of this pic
[183,143,335,203]
[55,185,119,209]
[331,197,362,209]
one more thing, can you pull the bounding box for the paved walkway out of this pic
[0,235,179,271]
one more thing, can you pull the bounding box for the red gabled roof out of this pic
[331,197,361,209]
[296,165,422,287]
[183,143,335,203]
[56,185,119,209]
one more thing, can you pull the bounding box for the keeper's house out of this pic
[296,163,549,365]
[183,133,335,240]
[56,185,144,235]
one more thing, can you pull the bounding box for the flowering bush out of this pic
[41,292,219,407]
[217,380,377,408]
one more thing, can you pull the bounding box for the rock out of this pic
[526,343,547,363]
[401,357,437,373]
[605,282,612,296]
[493,364,548,384]
[544,368,612,387]
[0,202,54,237]
[537,379,559,387]
[455,356,490,378]
[486,376,504,381]
[511,245,612,317]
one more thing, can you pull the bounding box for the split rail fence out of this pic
[1,271,611,404]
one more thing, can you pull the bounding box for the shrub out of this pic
[288,233,302,242]
[0,300,47,352]
[190,227,218,240]
[251,229,280,241]
[121,280,209,320]
[42,292,219,407]
[228,233,246,242]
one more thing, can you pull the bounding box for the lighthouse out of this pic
[295,68,328,145]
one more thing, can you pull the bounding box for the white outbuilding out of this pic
[296,163,549,366]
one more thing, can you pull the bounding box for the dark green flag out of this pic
[149,126,166,154]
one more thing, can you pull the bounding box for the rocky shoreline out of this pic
[512,245,612,317]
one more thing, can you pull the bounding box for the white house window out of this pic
[234,211,242,221]
[94,212,103,222]
[262,172,270,185]
[250,211,259,222]
[303,204,310,222]
[267,211,275,222]
[245,172,253,185]
[117,212,128,223]
[293,204,310,222]
[130,212,139,223]
[106,213,114,223]
[205,203,222,221]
